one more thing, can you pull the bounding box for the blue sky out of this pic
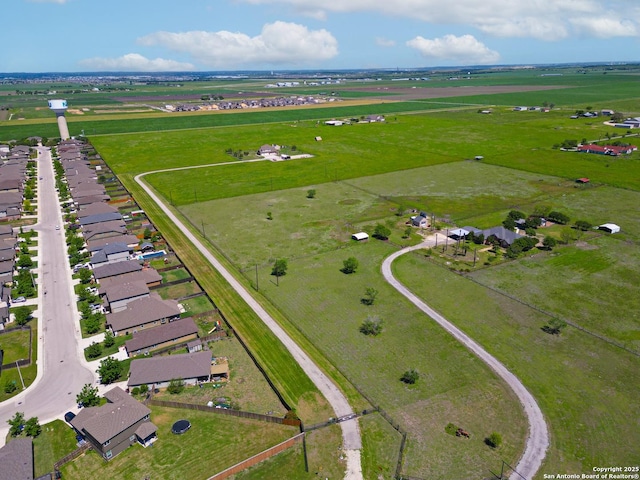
[2,0,639,72]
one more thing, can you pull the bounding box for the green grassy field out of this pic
[33,420,78,477]
[392,252,640,475]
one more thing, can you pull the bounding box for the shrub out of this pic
[485,432,502,448]
[359,317,383,336]
[4,380,17,394]
[86,342,103,359]
[401,368,419,385]
[342,257,359,274]
[167,379,185,394]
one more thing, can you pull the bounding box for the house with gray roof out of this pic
[82,220,127,241]
[106,293,181,336]
[70,386,157,460]
[104,281,150,313]
[0,437,33,480]
[89,242,131,267]
[77,202,118,218]
[93,260,142,280]
[482,226,523,248]
[128,351,212,388]
[79,212,123,226]
[98,269,162,295]
[87,234,140,251]
[125,317,198,357]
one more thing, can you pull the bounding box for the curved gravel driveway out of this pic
[382,239,549,480]
[135,170,363,479]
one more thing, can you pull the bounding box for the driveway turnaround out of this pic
[0,148,96,445]
[381,239,549,480]
[135,170,363,479]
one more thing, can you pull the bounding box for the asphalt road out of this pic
[0,147,95,445]
[135,170,363,479]
[381,239,549,480]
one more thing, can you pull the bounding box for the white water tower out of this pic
[48,99,70,140]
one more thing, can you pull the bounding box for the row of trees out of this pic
[7,412,41,438]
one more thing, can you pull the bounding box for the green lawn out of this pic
[153,336,287,416]
[0,325,37,401]
[0,327,31,362]
[154,281,201,300]
[34,420,78,477]
[160,268,191,283]
[60,405,299,480]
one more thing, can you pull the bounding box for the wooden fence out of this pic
[53,442,91,470]
[207,433,304,480]
[147,398,301,427]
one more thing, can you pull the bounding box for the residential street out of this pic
[135,169,363,480]
[0,147,96,445]
[381,239,549,480]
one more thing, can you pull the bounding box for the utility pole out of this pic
[201,220,205,237]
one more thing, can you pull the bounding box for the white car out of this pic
[55,225,60,230]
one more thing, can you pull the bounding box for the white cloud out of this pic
[376,37,396,47]
[407,34,500,64]
[570,16,638,37]
[138,21,338,68]
[78,53,194,72]
[239,0,640,40]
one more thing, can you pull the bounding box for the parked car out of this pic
[12,296,26,303]
[64,411,76,423]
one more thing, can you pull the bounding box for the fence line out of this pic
[53,443,91,470]
[147,398,301,427]
[0,326,32,372]
[207,433,305,480]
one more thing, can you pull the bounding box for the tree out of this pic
[167,378,185,394]
[342,257,359,274]
[401,369,419,385]
[266,211,273,220]
[548,211,570,225]
[395,205,405,217]
[84,314,101,334]
[359,316,383,336]
[24,417,42,438]
[306,189,316,199]
[97,357,123,384]
[76,383,100,407]
[373,224,391,240]
[139,384,149,394]
[17,254,33,269]
[542,236,557,250]
[403,226,412,238]
[13,306,32,326]
[86,342,103,359]
[77,267,93,284]
[143,227,152,239]
[560,228,575,245]
[502,217,516,231]
[361,287,378,306]
[485,432,502,448]
[103,330,115,348]
[574,220,592,231]
[542,318,567,335]
[271,259,288,285]
[7,412,25,437]
[507,210,526,221]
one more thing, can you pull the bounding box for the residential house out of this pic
[92,260,142,281]
[411,212,429,228]
[82,220,127,241]
[258,144,278,155]
[79,212,123,226]
[77,202,118,218]
[87,234,140,251]
[103,281,150,313]
[106,293,181,336]
[89,242,131,267]
[98,269,162,295]
[70,387,157,461]
[125,317,198,357]
[482,226,523,248]
[0,437,33,480]
[128,351,213,389]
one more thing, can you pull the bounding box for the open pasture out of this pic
[252,239,528,479]
[393,253,640,475]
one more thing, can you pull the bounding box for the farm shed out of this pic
[599,223,620,234]
[351,232,369,241]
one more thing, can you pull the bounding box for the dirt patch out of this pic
[338,199,361,205]
[575,241,599,250]
[67,109,84,115]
